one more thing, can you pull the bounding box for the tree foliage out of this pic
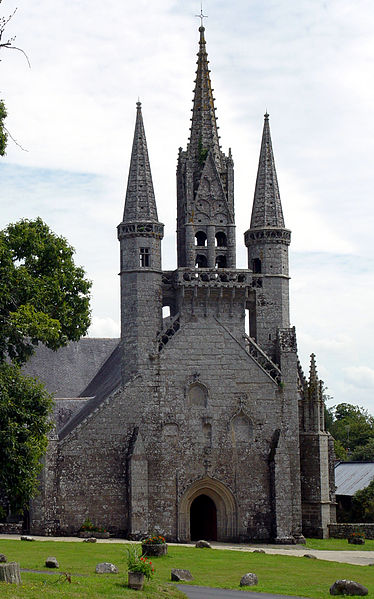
[326,402,374,461]
[350,438,374,462]
[0,217,91,365]
[352,479,374,523]
[0,218,91,515]
[0,363,53,514]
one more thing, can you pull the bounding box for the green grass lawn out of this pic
[305,538,374,551]
[0,540,373,598]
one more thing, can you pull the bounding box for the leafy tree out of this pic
[325,403,374,457]
[0,363,53,515]
[352,479,374,523]
[333,439,348,462]
[0,218,91,515]
[0,218,91,365]
[350,438,374,462]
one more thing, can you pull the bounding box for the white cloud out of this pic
[88,316,120,339]
[1,0,374,414]
[344,367,374,390]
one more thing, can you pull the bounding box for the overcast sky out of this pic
[1,0,374,415]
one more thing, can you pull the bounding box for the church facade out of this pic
[28,25,336,542]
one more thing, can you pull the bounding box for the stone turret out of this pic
[117,102,164,380]
[177,25,235,269]
[245,113,291,360]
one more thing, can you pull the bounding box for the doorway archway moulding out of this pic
[178,476,237,541]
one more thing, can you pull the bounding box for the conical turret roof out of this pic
[250,113,285,229]
[188,26,222,169]
[123,102,158,223]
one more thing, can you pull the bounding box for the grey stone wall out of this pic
[329,523,374,540]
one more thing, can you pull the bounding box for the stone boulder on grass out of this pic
[330,580,368,596]
[240,573,258,587]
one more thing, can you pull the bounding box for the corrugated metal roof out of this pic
[335,461,374,496]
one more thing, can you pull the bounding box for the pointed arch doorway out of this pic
[190,494,217,541]
[178,476,237,542]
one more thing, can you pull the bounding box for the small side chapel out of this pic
[27,24,336,542]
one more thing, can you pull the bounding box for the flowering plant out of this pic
[348,530,365,540]
[126,545,155,580]
[142,534,166,545]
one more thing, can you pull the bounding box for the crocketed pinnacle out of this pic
[188,26,222,169]
[309,353,318,384]
[250,113,285,229]
[123,101,158,222]
[308,353,320,402]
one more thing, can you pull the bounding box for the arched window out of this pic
[188,382,208,407]
[195,231,207,246]
[215,232,227,247]
[252,258,262,274]
[195,254,208,268]
[215,255,227,268]
[231,412,253,444]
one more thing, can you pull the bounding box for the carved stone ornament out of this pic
[277,327,297,352]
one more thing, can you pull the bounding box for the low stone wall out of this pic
[329,523,374,540]
[0,522,23,534]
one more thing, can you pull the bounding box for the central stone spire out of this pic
[188,25,222,171]
[176,24,235,269]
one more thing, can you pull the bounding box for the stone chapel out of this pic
[26,24,336,542]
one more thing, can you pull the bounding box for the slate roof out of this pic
[58,341,122,440]
[23,338,119,398]
[335,461,374,496]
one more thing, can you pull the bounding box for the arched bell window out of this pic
[215,232,227,247]
[195,231,207,246]
[215,255,227,268]
[196,254,208,268]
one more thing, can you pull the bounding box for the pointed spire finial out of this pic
[188,16,222,169]
[250,114,285,229]
[123,102,158,223]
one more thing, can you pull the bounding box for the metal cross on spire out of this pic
[195,2,208,27]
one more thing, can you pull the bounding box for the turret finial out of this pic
[249,113,285,229]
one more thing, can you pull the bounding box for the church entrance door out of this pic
[190,494,217,541]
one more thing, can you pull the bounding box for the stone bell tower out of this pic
[177,25,236,270]
[117,102,164,381]
[244,113,291,361]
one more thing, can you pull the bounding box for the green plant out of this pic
[142,534,166,545]
[79,518,106,533]
[126,545,155,580]
[198,135,208,165]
